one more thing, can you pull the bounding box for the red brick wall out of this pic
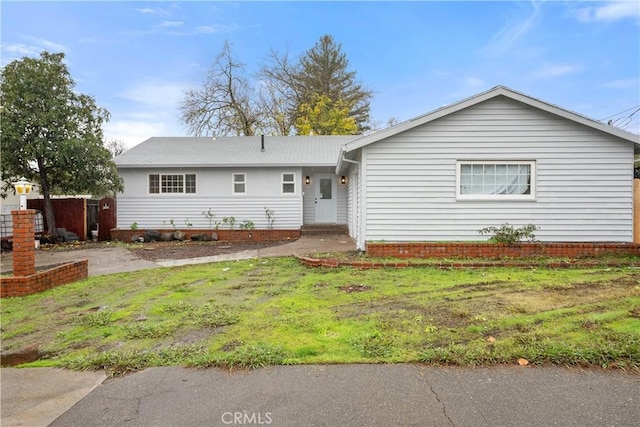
[11,210,36,276]
[296,256,632,270]
[365,242,640,258]
[110,228,300,243]
[1,260,88,298]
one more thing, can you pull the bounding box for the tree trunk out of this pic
[37,157,57,236]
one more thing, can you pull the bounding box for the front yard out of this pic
[1,257,639,375]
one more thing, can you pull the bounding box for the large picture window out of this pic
[148,174,196,194]
[456,161,535,200]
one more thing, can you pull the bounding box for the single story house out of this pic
[114,86,640,250]
[114,135,359,232]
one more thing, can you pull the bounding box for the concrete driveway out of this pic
[37,365,640,427]
[0,234,356,276]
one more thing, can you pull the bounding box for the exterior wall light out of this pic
[305,176,311,185]
[12,177,34,210]
[341,176,347,185]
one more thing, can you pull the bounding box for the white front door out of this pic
[315,174,337,223]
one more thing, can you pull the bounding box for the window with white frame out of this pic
[282,173,295,194]
[149,174,196,194]
[233,173,246,194]
[456,161,535,200]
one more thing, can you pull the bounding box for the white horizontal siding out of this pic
[117,167,303,229]
[337,180,347,224]
[362,96,635,243]
[117,196,301,230]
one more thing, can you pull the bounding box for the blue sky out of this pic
[2,1,639,148]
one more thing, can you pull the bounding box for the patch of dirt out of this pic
[0,347,53,367]
[339,284,371,293]
[126,240,289,261]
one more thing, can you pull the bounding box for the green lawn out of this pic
[1,257,639,375]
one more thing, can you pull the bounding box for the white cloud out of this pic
[136,7,170,16]
[531,64,581,79]
[482,1,541,55]
[166,24,240,36]
[34,38,68,53]
[118,80,188,110]
[194,26,217,34]
[465,77,486,88]
[575,1,640,23]
[1,39,70,66]
[104,120,177,149]
[2,43,40,56]
[159,21,184,28]
[601,78,639,88]
[108,80,191,148]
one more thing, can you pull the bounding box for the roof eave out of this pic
[343,86,640,153]
[116,162,338,169]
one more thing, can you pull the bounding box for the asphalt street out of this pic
[50,364,640,427]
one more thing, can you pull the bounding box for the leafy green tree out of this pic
[1,51,122,235]
[295,93,357,135]
[183,35,372,136]
[295,35,372,134]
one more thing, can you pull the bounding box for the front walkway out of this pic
[0,234,356,276]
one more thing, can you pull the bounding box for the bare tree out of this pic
[256,79,293,136]
[260,36,372,135]
[257,49,303,135]
[106,139,126,157]
[180,35,372,137]
[179,41,263,136]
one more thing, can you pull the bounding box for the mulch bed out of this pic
[127,240,288,261]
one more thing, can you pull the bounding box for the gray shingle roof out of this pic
[114,135,359,168]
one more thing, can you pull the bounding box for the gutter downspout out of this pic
[339,150,364,251]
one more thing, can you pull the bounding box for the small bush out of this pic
[478,223,539,244]
[200,342,289,370]
[239,220,255,230]
[183,303,240,328]
[74,310,113,327]
[350,331,396,359]
[123,323,175,339]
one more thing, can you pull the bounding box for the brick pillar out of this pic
[12,209,36,277]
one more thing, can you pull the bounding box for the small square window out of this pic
[282,173,295,194]
[233,173,246,194]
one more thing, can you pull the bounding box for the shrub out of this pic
[478,223,539,244]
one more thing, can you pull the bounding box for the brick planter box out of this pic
[296,255,633,270]
[365,242,640,259]
[110,228,300,243]
[1,260,88,298]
